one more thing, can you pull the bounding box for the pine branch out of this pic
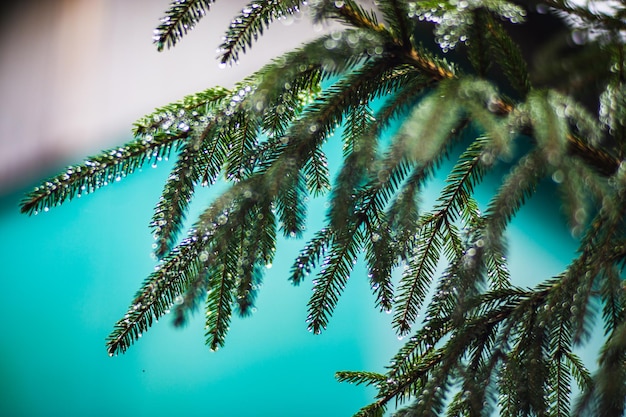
[484,149,546,245]
[385,164,425,240]
[106,237,203,356]
[290,226,335,285]
[565,350,592,392]
[302,146,331,196]
[372,67,436,130]
[205,256,235,351]
[150,119,227,257]
[387,318,450,380]
[527,90,569,159]
[393,215,443,335]
[483,234,511,290]
[132,86,230,136]
[548,322,573,417]
[335,370,387,387]
[261,66,322,139]
[600,265,626,335]
[342,104,375,156]
[484,13,530,96]
[20,131,185,215]
[593,321,626,416]
[600,79,626,153]
[363,215,396,313]
[355,161,427,312]
[254,28,385,91]
[465,9,492,77]
[173,187,275,324]
[110,174,278,354]
[224,110,261,182]
[154,0,216,51]
[311,0,381,32]
[377,0,413,49]
[436,136,489,224]
[151,136,208,257]
[390,80,464,166]
[377,349,444,409]
[219,0,304,65]
[275,170,308,238]
[306,226,364,334]
[556,159,596,235]
[328,112,376,230]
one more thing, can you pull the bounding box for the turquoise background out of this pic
[0,135,599,416]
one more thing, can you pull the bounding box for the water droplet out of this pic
[552,169,564,183]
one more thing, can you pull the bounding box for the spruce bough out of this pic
[20,1,626,415]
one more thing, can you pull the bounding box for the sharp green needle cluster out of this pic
[20,0,626,415]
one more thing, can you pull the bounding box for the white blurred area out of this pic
[0,0,321,194]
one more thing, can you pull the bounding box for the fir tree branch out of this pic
[290,226,335,285]
[132,86,230,136]
[219,0,304,65]
[224,110,261,181]
[484,149,546,245]
[311,0,382,32]
[306,226,364,334]
[335,370,387,387]
[20,131,185,215]
[393,215,443,335]
[484,13,531,96]
[302,146,331,195]
[261,66,322,139]
[362,214,396,313]
[600,265,626,336]
[151,135,209,257]
[154,0,216,51]
[549,321,574,417]
[150,119,227,257]
[275,170,308,237]
[465,9,492,77]
[378,0,413,50]
[106,237,203,356]
[205,256,235,351]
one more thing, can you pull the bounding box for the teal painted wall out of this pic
[0,142,598,416]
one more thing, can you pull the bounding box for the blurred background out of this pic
[0,1,597,417]
[0,0,326,193]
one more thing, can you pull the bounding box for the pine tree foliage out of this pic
[20,0,626,415]
[154,0,216,51]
